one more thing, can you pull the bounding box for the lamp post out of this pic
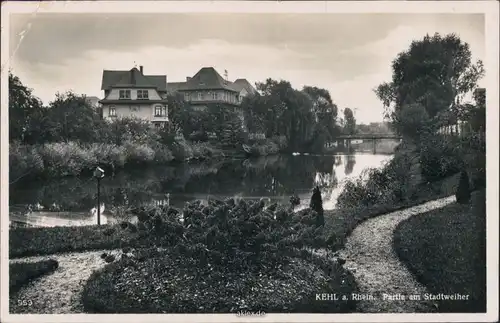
[93,166,105,225]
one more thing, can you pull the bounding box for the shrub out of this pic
[310,186,324,226]
[9,142,44,182]
[37,142,95,176]
[419,135,463,182]
[191,142,219,160]
[9,224,140,258]
[456,170,471,204]
[10,259,59,293]
[290,195,301,209]
[123,141,155,164]
[87,143,127,170]
[82,199,358,313]
[336,154,413,209]
[104,254,116,263]
[170,137,194,161]
[246,138,282,157]
[151,143,174,163]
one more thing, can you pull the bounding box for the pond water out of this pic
[9,153,392,227]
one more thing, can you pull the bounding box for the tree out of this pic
[302,86,340,147]
[246,79,317,152]
[398,103,431,140]
[219,111,246,149]
[8,72,44,143]
[343,108,356,135]
[470,88,486,133]
[44,92,103,143]
[375,33,484,140]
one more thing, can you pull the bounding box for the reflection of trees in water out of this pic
[344,155,357,175]
[335,155,342,166]
[11,155,339,211]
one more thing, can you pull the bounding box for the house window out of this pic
[137,90,149,99]
[155,105,168,117]
[184,93,190,101]
[109,106,116,117]
[119,90,131,99]
[212,92,217,100]
[197,92,202,100]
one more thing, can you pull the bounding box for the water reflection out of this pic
[9,153,392,227]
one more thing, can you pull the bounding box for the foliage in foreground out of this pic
[130,198,328,269]
[393,190,486,312]
[336,152,414,209]
[10,259,59,293]
[82,198,357,313]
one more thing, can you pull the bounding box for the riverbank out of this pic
[393,189,486,313]
[9,140,222,183]
[9,137,292,185]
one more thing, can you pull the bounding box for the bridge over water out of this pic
[326,134,402,154]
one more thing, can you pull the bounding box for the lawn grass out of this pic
[9,223,140,258]
[10,259,59,294]
[323,173,460,252]
[393,189,486,313]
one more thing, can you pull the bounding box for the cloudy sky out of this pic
[9,12,484,123]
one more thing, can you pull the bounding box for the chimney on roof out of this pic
[186,77,191,81]
[139,66,144,74]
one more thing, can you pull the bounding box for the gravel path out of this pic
[9,249,121,314]
[336,195,457,313]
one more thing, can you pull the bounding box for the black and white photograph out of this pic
[1,1,498,322]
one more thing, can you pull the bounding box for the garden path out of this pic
[316,195,456,313]
[9,249,121,314]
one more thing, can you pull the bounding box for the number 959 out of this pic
[17,299,33,306]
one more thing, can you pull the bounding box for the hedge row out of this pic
[9,224,140,258]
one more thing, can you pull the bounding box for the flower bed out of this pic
[82,198,358,313]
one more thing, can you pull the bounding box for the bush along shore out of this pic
[9,134,290,184]
[9,138,222,183]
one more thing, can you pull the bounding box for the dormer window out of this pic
[137,90,149,100]
[119,90,131,99]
